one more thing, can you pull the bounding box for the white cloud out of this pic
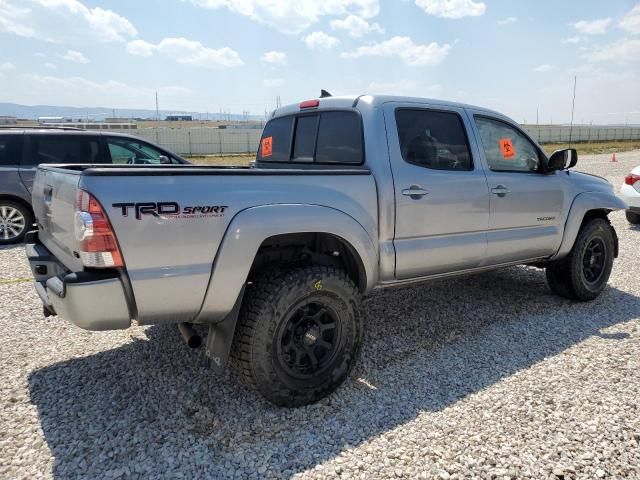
[0,0,136,43]
[1,62,15,72]
[304,31,340,49]
[330,14,383,38]
[260,50,288,66]
[415,0,485,19]
[126,40,155,57]
[183,0,380,34]
[125,37,243,68]
[563,36,582,44]
[533,64,556,72]
[61,50,88,64]
[497,16,517,25]
[263,78,284,87]
[341,36,450,66]
[0,72,192,109]
[584,37,640,63]
[34,52,45,58]
[44,62,56,69]
[157,38,243,68]
[620,4,640,35]
[572,18,612,35]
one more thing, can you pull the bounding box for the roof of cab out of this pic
[0,128,149,141]
[273,94,505,119]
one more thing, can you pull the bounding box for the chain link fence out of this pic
[131,128,261,156]
[522,125,640,144]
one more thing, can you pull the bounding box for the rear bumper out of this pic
[620,184,640,209]
[26,232,131,331]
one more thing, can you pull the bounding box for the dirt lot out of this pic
[1,151,639,479]
[542,140,640,156]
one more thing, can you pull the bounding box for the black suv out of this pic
[0,128,188,244]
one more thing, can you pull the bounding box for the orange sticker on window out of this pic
[499,138,515,159]
[261,136,273,158]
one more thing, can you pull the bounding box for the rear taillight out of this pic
[624,174,640,186]
[74,190,123,268]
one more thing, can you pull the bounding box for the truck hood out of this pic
[569,170,613,193]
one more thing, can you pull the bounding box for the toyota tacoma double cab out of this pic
[26,94,626,407]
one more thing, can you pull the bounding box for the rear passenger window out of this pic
[258,111,363,165]
[395,109,472,171]
[0,135,21,166]
[257,116,293,162]
[28,135,104,165]
[316,112,363,164]
[292,115,318,161]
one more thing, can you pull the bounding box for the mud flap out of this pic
[204,286,245,374]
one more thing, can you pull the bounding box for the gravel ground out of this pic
[1,150,639,479]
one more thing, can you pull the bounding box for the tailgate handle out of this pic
[43,185,53,206]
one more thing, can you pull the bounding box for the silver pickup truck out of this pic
[26,94,626,407]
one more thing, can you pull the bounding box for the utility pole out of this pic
[155,91,159,121]
[569,75,577,147]
[536,108,539,125]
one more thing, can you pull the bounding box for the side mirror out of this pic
[159,155,171,164]
[547,148,577,172]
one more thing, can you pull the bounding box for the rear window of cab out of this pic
[257,110,364,165]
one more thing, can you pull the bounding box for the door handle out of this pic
[402,185,429,199]
[491,185,510,197]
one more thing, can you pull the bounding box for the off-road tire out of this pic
[545,218,615,301]
[627,210,640,225]
[231,265,363,407]
[0,201,33,245]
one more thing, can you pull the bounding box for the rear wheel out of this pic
[546,218,615,301]
[231,265,362,407]
[0,201,32,245]
[627,210,640,224]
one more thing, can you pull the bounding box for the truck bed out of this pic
[31,163,378,326]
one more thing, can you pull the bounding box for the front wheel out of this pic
[546,218,615,301]
[627,210,640,225]
[0,201,33,245]
[231,265,362,407]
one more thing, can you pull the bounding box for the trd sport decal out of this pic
[112,202,228,220]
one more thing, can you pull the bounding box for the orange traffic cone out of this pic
[611,152,617,162]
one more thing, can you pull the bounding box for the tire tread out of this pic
[230,265,362,406]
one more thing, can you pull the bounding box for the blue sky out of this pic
[0,0,639,123]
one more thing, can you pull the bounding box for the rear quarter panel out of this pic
[79,172,378,325]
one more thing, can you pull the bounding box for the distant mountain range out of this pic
[0,102,263,122]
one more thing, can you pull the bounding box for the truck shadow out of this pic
[28,266,640,478]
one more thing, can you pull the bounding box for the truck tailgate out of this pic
[32,167,85,272]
